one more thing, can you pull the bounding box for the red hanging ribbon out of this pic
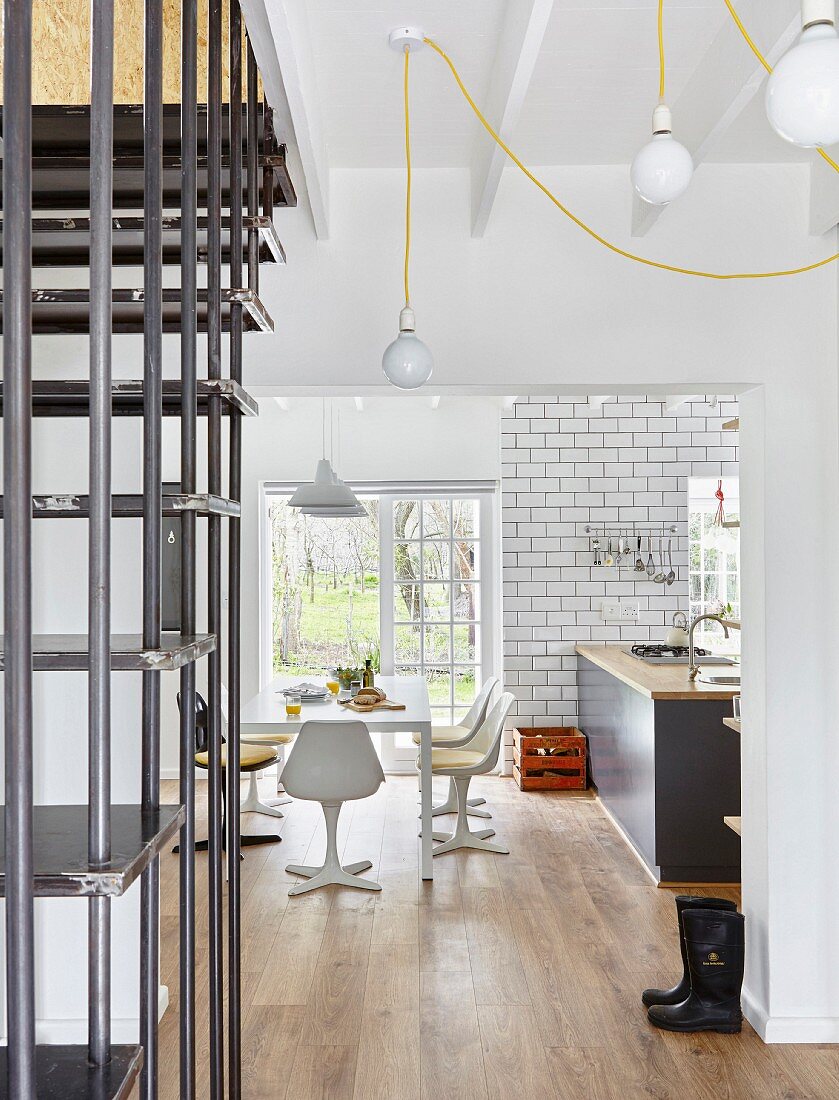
[713,480,725,527]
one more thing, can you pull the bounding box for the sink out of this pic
[697,673,741,686]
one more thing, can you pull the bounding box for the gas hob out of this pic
[627,644,735,666]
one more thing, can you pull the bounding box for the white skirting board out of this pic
[742,986,839,1044]
[2,985,170,1046]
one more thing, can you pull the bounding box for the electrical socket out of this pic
[621,601,640,620]
[601,601,621,621]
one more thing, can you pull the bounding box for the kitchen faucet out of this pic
[688,613,741,680]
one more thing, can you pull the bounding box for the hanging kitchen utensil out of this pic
[592,536,602,567]
[646,535,655,577]
[665,538,676,585]
[615,537,623,568]
[654,536,667,583]
[604,538,614,568]
[634,536,644,571]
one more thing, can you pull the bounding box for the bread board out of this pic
[339,698,406,713]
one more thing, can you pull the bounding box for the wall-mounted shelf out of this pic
[0,632,215,671]
[723,718,741,734]
[723,519,740,529]
[723,418,739,431]
[0,1044,143,1100]
[0,805,184,898]
[724,815,742,837]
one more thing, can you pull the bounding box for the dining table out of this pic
[240,674,435,880]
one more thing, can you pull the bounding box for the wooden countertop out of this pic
[575,644,740,701]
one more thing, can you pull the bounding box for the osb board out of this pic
[0,0,263,105]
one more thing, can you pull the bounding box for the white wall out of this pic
[4,156,838,1042]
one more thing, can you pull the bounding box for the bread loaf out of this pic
[355,686,386,704]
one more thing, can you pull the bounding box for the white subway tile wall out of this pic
[501,395,739,772]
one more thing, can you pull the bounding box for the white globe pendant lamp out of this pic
[382,306,433,390]
[382,28,434,390]
[766,0,839,148]
[631,103,694,205]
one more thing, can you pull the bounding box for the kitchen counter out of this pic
[576,646,741,885]
[575,644,739,700]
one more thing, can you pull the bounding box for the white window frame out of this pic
[259,481,500,773]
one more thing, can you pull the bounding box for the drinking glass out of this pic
[286,693,302,716]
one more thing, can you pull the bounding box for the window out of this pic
[261,483,497,772]
[688,477,740,655]
[267,497,380,676]
[390,498,481,725]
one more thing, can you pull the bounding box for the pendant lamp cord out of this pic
[404,45,413,307]
[421,0,839,279]
[658,0,665,101]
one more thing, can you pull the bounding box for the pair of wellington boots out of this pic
[642,895,745,1033]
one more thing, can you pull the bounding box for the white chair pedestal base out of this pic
[286,802,381,895]
[432,777,509,857]
[241,770,292,818]
[429,827,494,843]
[419,776,489,817]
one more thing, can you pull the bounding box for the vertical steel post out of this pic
[246,38,259,295]
[207,2,225,1097]
[228,4,244,1097]
[88,0,115,1070]
[3,0,35,1096]
[141,1,164,1097]
[179,2,198,1097]
[262,100,274,223]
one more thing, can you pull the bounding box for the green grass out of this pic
[274,571,380,675]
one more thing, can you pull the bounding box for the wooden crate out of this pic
[512,726,587,791]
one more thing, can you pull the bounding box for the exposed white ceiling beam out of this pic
[353,396,365,413]
[632,2,800,237]
[242,0,330,239]
[470,0,554,238]
[809,155,839,235]
[665,395,702,413]
[429,395,442,410]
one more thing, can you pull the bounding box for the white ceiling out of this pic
[301,0,812,169]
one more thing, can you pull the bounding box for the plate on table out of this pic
[276,683,330,701]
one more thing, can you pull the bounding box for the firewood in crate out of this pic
[512,726,588,791]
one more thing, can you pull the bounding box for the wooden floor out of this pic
[153,776,839,1100]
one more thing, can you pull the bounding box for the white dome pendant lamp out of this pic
[766,0,839,148]
[288,401,362,515]
[382,28,433,390]
[631,1,693,205]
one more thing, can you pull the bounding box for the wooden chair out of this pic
[173,691,282,852]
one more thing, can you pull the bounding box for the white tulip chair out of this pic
[281,719,385,896]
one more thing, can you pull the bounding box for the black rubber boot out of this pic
[647,908,745,1033]
[641,895,738,1008]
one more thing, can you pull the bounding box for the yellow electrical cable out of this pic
[658,0,666,100]
[403,45,412,306]
[722,0,839,176]
[423,35,839,279]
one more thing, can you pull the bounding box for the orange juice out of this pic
[326,680,339,695]
[286,702,302,716]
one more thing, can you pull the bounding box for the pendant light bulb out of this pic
[766,0,839,147]
[630,103,693,205]
[382,306,434,390]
